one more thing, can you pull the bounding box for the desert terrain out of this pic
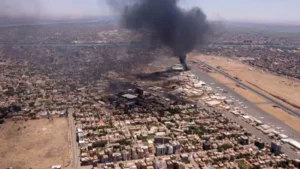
[0,118,70,169]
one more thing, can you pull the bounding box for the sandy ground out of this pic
[209,73,236,84]
[258,104,300,133]
[191,54,300,132]
[226,83,268,103]
[0,118,70,169]
[208,74,300,132]
[194,55,300,111]
[209,73,268,103]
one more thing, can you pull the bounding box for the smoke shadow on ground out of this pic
[101,69,201,114]
[106,80,138,93]
[134,69,183,81]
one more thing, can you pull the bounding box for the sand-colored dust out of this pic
[211,73,300,133]
[258,104,300,133]
[189,54,300,132]
[208,73,300,132]
[0,118,70,169]
[209,73,236,84]
[226,83,267,103]
[194,55,300,111]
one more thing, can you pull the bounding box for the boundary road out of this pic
[67,107,79,169]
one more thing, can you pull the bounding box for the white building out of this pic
[156,144,166,156]
[167,144,173,155]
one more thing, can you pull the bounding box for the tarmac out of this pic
[67,107,79,169]
[66,57,300,168]
[153,57,300,159]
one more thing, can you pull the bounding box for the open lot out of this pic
[0,118,70,169]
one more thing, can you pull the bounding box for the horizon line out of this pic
[0,16,299,28]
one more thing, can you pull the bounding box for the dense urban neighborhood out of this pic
[0,20,300,169]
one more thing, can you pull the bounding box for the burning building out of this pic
[109,0,210,71]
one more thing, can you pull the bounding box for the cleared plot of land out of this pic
[195,54,300,111]
[209,73,236,84]
[0,118,70,169]
[226,83,268,103]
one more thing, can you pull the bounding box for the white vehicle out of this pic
[172,64,184,71]
[52,165,62,169]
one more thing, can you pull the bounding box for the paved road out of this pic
[189,63,300,160]
[188,62,300,141]
[219,108,299,159]
[0,43,298,49]
[205,43,300,48]
[154,58,300,160]
[65,58,299,167]
[0,19,106,28]
[155,58,300,139]
[0,42,149,48]
[195,60,300,118]
[67,107,79,169]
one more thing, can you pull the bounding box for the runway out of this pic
[154,57,300,159]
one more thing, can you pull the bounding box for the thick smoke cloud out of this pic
[112,0,210,70]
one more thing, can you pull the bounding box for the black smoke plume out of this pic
[119,0,209,70]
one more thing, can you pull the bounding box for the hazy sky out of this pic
[1,0,299,24]
[180,0,300,23]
